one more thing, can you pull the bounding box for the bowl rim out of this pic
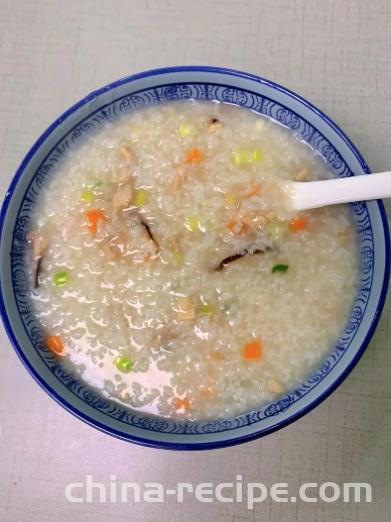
[0,65,389,450]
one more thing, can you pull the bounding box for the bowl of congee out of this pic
[0,67,389,449]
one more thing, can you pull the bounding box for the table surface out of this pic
[0,1,390,520]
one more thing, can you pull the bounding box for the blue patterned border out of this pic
[11,82,374,435]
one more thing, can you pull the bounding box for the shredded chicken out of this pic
[167,167,186,194]
[112,144,136,183]
[30,232,48,259]
[267,378,284,394]
[112,182,133,211]
[176,296,196,321]
[118,144,134,164]
[112,164,132,184]
[129,216,159,263]
[102,231,129,261]
[294,169,311,182]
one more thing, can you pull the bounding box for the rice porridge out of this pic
[28,100,359,420]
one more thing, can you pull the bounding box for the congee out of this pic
[28,100,359,420]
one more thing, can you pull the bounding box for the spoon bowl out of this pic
[287,171,391,211]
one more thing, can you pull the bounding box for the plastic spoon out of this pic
[286,171,391,211]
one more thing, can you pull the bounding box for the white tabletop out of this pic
[0,1,390,520]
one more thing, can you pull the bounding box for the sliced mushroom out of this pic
[215,246,271,271]
[34,256,43,289]
[28,232,48,288]
[140,219,159,251]
[139,219,159,259]
[128,215,160,263]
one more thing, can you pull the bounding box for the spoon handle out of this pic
[290,171,391,211]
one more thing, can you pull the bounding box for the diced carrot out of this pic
[185,148,204,164]
[289,216,308,233]
[86,209,105,235]
[226,220,250,235]
[243,340,263,361]
[45,335,65,356]
[172,397,190,411]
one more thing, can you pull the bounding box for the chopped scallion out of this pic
[199,303,216,316]
[272,264,289,273]
[113,356,133,373]
[133,189,148,207]
[53,271,69,286]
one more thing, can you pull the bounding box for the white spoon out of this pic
[286,171,391,211]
